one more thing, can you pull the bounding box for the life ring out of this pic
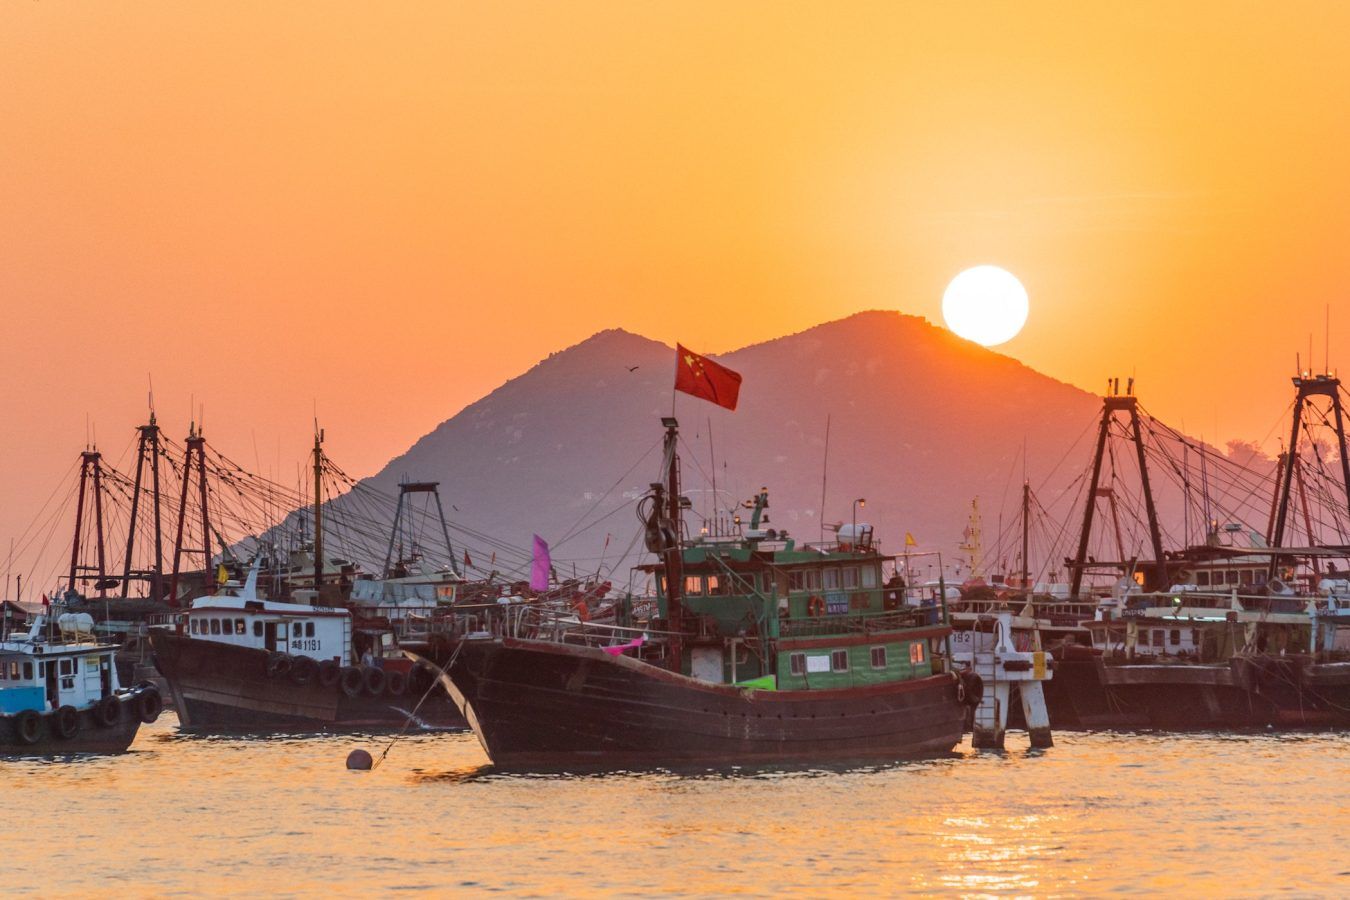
[266,652,292,679]
[384,670,408,696]
[339,666,364,698]
[362,666,386,697]
[137,688,163,724]
[317,660,341,688]
[52,705,79,740]
[807,595,826,617]
[290,656,319,687]
[14,709,42,745]
[95,695,121,728]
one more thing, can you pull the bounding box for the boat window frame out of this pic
[861,566,879,589]
[23,662,32,680]
[841,567,860,590]
[683,575,704,596]
[789,652,805,675]
[869,646,887,669]
[830,649,849,672]
[253,621,264,638]
[235,618,246,635]
[210,618,221,636]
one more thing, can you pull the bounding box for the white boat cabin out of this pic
[185,596,351,664]
[184,564,353,664]
[0,614,120,715]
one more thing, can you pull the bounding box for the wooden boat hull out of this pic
[0,685,157,756]
[1095,656,1350,728]
[149,630,466,732]
[427,637,965,769]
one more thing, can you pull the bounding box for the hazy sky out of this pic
[4,3,1349,586]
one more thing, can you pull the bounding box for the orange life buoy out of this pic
[807,595,826,617]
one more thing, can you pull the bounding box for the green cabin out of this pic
[639,491,948,691]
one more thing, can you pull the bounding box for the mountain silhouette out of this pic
[336,311,1116,588]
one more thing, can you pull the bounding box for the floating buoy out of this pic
[346,749,373,770]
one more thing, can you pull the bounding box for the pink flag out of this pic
[530,534,551,592]
[602,635,647,656]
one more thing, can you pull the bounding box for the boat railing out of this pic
[779,607,931,639]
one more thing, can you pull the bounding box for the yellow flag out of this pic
[216,564,228,584]
[905,532,918,547]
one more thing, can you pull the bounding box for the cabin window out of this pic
[789,653,805,675]
[1225,571,1238,585]
[60,659,72,675]
[823,569,840,590]
[1170,629,1181,646]
[910,642,926,664]
[190,619,199,635]
[3,662,11,679]
[1152,630,1165,647]
[683,576,704,596]
[23,662,32,680]
[841,567,859,590]
[253,621,263,637]
[861,567,879,589]
[1240,570,1253,586]
[38,662,45,677]
[1196,572,1210,587]
[210,619,221,635]
[830,649,849,672]
[655,574,666,596]
[788,571,804,591]
[1138,630,1150,646]
[870,646,887,669]
[306,622,316,637]
[1253,570,1267,586]
[235,619,246,635]
[705,575,722,595]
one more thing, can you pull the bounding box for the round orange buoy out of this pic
[346,749,373,770]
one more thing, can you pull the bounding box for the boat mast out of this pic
[1069,380,1165,596]
[68,449,108,598]
[312,427,324,593]
[1270,373,1350,579]
[661,416,685,671]
[121,414,164,599]
[1021,479,1030,591]
[168,425,212,605]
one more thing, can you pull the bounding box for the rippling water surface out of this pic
[5,716,1347,896]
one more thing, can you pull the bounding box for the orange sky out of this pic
[3,3,1350,585]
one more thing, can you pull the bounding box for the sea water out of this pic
[4,716,1347,896]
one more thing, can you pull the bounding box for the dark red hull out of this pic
[428,638,965,769]
[149,630,466,732]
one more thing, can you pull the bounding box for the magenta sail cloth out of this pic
[602,636,646,656]
[530,534,551,592]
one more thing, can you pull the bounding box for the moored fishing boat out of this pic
[1,608,162,755]
[149,562,463,731]
[425,406,975,768]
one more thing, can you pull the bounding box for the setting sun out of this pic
[942,266,1029,347]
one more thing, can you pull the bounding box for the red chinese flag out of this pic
[674,344,742,411]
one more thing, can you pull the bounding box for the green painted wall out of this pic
[775,639,933,691]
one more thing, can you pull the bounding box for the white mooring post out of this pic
[952,610,1054,749]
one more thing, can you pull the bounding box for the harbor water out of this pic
[5,715,1347,896]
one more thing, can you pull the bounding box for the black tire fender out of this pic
[53,704,79,740]
[317,660,341,688]
[290,656,319,687]
[137,688,163,724]
[14,709,42,745]
[384,670,407,696]
[339,666,364,698]
[266,652,292,679]
[95,695,121,728]
[362,666,386,696]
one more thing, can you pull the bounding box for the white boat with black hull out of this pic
[149,562,463,732]
[1,610,162,755]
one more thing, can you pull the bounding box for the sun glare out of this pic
[942,266,1029,347]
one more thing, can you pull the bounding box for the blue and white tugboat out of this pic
[1,608,163,755]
